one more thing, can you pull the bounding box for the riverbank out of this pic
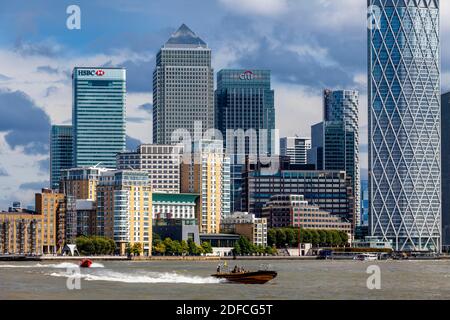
[3,253,450,262]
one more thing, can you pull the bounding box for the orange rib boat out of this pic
[212,270,277,284]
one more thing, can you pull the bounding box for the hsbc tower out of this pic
[72,67,126,168]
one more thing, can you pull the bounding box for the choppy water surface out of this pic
[1,260,450,299]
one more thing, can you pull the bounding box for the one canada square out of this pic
[153,24,214,144]
[368,0,441,251]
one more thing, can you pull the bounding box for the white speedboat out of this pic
[354,253,378,261]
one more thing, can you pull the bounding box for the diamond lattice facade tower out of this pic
[153,24,214,144]
[72,67,126,168]
[368,0,441,251]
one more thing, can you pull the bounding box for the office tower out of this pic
[117,144,183,193]
[280,137,311,165]
[72,67,126,168]
[0,209,42,255]
[368,0,441,251]
[180,140,231,234]
[50,125,73,190]
[59,167,112,201]
[360,180,369,226]
[325,89,360,224]
[153,24,214,144]
[261,195,351,233]
[96,171,152,256]
[309,90,360,226]
[442,92,450,248]
[242,157,355,227]
[308,123,324,169]
[215,69,275,212]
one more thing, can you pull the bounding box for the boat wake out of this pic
[0,262,104,269]
[47,270,223,284]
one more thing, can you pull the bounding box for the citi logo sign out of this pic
[78,69,105,77]
[239,70,255,80]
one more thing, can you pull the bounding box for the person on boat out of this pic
[233,265,238,273]
[217,265,221,273]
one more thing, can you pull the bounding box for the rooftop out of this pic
[164,24,207,48]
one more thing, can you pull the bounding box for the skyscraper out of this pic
[215,69,275,211]
[72,67,126,168]
[308,89,360,226]
[368,0,441,251]
[280,137,311,165]
[441,92,450,248]
[323,89,360,225]
[50,125,73,190]
[153,24,214,144]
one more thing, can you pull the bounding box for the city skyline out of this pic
[0,0,449,209]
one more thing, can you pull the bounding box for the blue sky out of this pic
[0,0,449,209]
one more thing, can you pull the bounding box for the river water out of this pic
[1,260,449,300]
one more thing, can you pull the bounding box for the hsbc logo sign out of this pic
[239,70,255,80]
[77,69,105,77]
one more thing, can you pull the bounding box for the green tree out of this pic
[153,241,166,255]
[237,236,254,255]
[310,230,320,246]
[339,232,349,246]
[201,241,213,254]
[318,230,327,246]
[302,229,312,244]
[233,242,241,255]
[285,228,297,247]
[127,243,143,256]
[268,229,277,247]
[180,240,189,255]
[188,239,202,255]
[275,229,286,247]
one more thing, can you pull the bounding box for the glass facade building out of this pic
[361,180,369,226]
[50,125,73,190]
[215,69,275,212]
[153,24,214,145]
[242,158,355,227]
[72,67,126,168]
[323,89,360,226]
[368,0,441,251]
[442,92,450,248]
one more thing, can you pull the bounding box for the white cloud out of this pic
[0,133,48,209]
[218,0,288,17]
[274,82,322,137]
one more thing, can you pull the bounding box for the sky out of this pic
[0,0,449,210]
